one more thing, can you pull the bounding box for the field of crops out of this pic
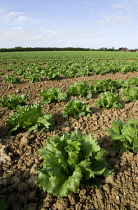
[0,51,138,210]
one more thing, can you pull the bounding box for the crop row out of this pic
[1,76,138,139]
[1,58,138,83]
[1,77,138,109]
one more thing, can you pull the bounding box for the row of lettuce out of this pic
[1,59,138,82]
[0,78,138,198]
[1,77,138,110]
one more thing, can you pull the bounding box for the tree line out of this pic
[0,46,137,52]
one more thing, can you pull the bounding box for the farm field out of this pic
[0,51,138,210]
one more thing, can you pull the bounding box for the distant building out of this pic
[120,48,130,52]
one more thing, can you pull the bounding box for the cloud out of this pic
[6,11,24,18]
[0,10,31,25]
[105,14,131,22]
[0,11,24,22]
[15,15,29,22]
[0,10,40,31]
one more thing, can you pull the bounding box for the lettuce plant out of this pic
[28,74,41,83]
[37,130,112,196]
[62,69,76,78]
[46,71,60,80]
[107,119,138,152]
[40,87,67,104]
[67,80,94,99]
[96,92,122,109]
[94,78,120,93]
[62,100,92,119]
[0,94,28,109]
[125,76,138,87]
[4,74,20,84]
[123,87,138,102]
[79,67,91,76]
[22,73,41,82]
[6,102,54,132]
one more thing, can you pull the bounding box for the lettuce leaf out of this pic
[0,94,28,109]
[96,92,122,109]
[62,99,92,119]
[6,102,54,132]
[107,119,138,152]
[67,80,94,99]
[123,87,138,102]
[37,130,112,196]
[40,87,67,104]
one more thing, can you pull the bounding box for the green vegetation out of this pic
[96,92,122,109]
[6,102,54,132]
[94,78,123,93]
[37,130,112,196]
[123,87,138,102]
[107,119,138,153]
[0,94,28,109]
[67,80,94,99]
[40,87,67,104]
[125,76,138,86]
[4,74,20,84]
[62,100,92,119]
[1,52,138,83]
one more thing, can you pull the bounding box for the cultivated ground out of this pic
[0,66,138,210]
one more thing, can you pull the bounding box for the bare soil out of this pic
[0,70,138,210]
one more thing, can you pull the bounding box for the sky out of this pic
[0,0,138,49]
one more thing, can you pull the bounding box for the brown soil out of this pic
[0,70,138,210]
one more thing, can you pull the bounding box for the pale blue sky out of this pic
[0,0,138,49]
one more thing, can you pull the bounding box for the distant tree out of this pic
[14,46,24,51]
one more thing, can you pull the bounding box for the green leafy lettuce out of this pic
[62,99,92,119]
[67,80,94,99]
[107,119,138,152]
[94,78,120,93]
[4,74,20,84]
[0,94,28,109]
[46,71,60,80]
[96,92,122,109]
[6,102,54,132]
[125,76,138,87]
[40,87,67,104]
[123,87,138,102]
[37,130,112,196]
